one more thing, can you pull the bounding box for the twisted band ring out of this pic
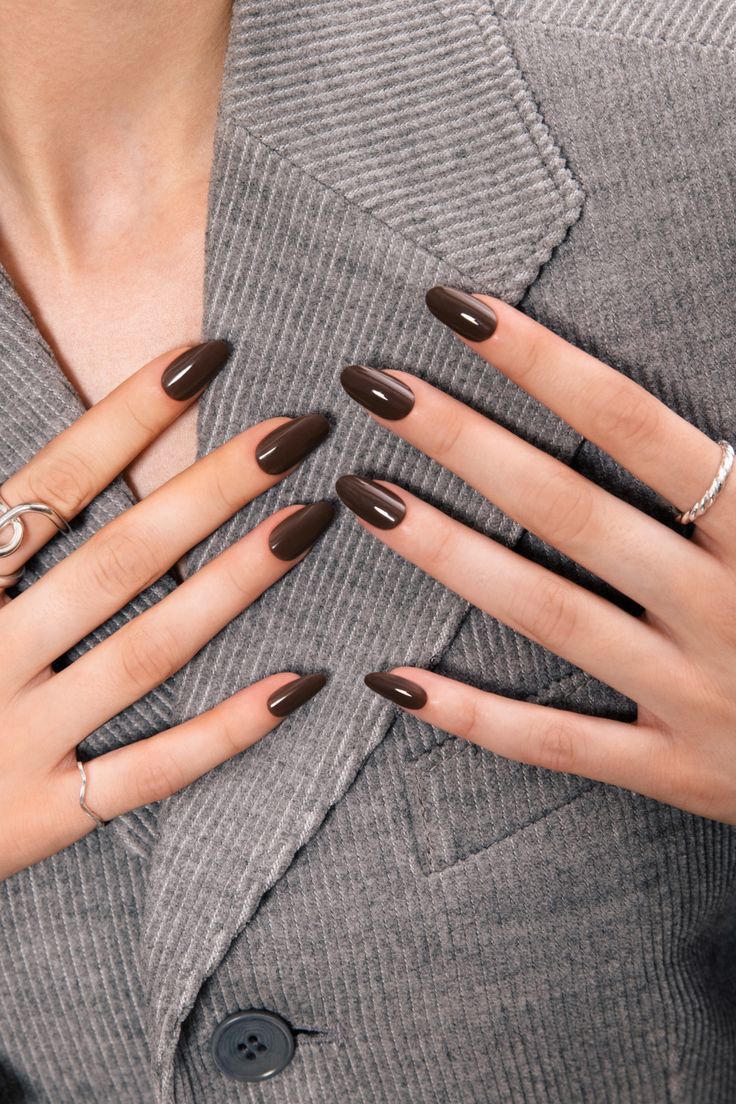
[675,440,734,525]
[0,494,71,557]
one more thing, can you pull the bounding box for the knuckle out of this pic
[89,528,161,600]
[424,521,458,576]
[515,575,577,649]
[529,469,595,547]
[585,377,662,457]
[211,459,243,515]
[534,714,578,775]
[119,622,180,694]
[513,326,547,384]
[121,392,164,437]
[133,745,184,806]
[26,450,95,516]
[426,405,465,465]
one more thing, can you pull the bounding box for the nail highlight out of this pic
[364,672,427,710]
[256,414,330,475]
[340,364,415,420]
[268,501,335,561]
[425,286,497,342]
[268,674,327,717]
[335,475,406,530]
[161,340,232,400]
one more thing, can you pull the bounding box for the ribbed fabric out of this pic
[496,0,736,50]
[1,2,736,1103]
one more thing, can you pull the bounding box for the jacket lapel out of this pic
[138,1,585,1095]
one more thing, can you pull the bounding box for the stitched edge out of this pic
[497,11,736,56]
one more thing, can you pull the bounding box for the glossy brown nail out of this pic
[335,475,406,530]
[340,364,415,420]
[256,414,330,475]
[161,339,232,400]
[267,674,327,717]
[425,286,497,342]
[268,501,335,561]
[364,672,427,710]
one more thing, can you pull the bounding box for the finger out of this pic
[3,414,330,685]
[1,672,325,878]
[340,365,707,620]
[336,476,681,714]
[424,287,734,543]
[0,341,231,576]
[364,667,668,799]
[33,502,334,748]
[65,672,327,830]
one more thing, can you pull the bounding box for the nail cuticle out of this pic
[364,672,427,710]
[335,474,406,530]
[425,286,497,342]
[267,674,327,717]
[256,413,330,475]
[161,339,232,400]
[340,364,415,420]
[268,501,335,561]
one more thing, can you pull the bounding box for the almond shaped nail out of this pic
[268,501,335,561]
[425,286,497,342]
[268,674,327,717]
[340,364,415,420]
[364,672,427,709]
[256,414,330,475]
[161,339,232,400]
[335,474,406,529]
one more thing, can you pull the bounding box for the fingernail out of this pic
[161,339,232,400]
[425,286,497,342]
[256,414,330,475]
[268,501,335,561]
[340,364,415,420]
[335,475,406,530]
[268,674,327,717]
[364,672,427,710]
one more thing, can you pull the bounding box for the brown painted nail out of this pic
[161,339,232,400]
[364,672,427,710]
[425,286,497,342]
[340,364,415,420]
[268,501,335,561]
[335,475,406,530]
[268,674,327,717]
[256,414,330,475]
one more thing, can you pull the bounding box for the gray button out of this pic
[211,1009,295,1082]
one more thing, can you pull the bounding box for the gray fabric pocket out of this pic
[401,601,636,875]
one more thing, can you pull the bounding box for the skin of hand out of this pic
[339,287,736,824]
[0,341,332,880]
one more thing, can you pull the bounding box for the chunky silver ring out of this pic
[77,758,110,829]
[0,494,71,558]
[675,440,735,525]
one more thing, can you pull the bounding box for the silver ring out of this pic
[0,494,71,557]
[77,758,110,829]
[675,440,735,525]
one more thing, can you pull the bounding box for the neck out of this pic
[0,0,232,260]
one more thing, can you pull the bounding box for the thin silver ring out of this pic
[0,495,71,558]
[675,440,735,525]
[77,758,110,829]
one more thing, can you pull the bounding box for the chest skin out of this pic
[0,170,210,503]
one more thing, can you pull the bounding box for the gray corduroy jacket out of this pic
[1,1,736,1101]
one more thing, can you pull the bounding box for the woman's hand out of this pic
[338,287,736,823]
[0,341,332,880]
